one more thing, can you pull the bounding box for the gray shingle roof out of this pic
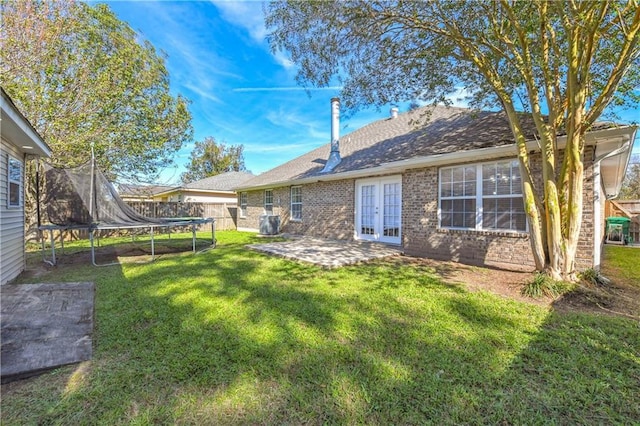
[183,171,255,191]
[239,105,539,190]
[118,184,177,197]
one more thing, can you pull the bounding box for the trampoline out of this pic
[38,154,215,266]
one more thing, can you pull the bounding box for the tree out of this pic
[266,0,640,280]
[620,155,640,199]
[181,137,246,183]
[0,0,193,180]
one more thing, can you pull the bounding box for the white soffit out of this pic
[595,131,635,199]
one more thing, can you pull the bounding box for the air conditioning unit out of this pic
[259,215,280,235]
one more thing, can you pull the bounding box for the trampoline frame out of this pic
[37,145,217,267]
[39,219,215,266]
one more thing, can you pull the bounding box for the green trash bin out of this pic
[605,217,631,245]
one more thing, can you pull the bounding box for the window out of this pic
[239,192,248,218]
[264,189,273,214]
[290,186,302,221]
[439,160,526,232]
[8,157,22,208]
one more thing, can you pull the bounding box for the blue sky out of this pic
[104,1,638,184]
[105,0,400,184]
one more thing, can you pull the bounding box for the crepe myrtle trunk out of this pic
[562,120,587,281]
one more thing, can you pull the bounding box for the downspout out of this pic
[592,137,632,269]
[592,160,602,270]
[35,157,41,229]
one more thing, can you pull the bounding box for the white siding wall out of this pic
[0,138,25,284]
[183,194,237,203]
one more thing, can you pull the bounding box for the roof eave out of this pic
[592,126,637,199]
[154,188,237,197]
[1,89,51,158]
[235,125,638,192]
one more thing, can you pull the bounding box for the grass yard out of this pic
[601,244,640,288]
[2,231,639,424]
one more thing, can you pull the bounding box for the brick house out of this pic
[236,98,635,271]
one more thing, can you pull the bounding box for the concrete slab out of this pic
[1,282,95,383]
[247,236,403,268]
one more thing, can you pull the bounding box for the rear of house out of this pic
[236,99,635,272]
[1,88,51,284]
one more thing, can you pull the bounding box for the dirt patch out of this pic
[553,281,640,320]
[389,256,640,319]
[390,256,551,306]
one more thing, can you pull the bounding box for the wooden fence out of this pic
[605,199,640,243]
[126,201,238,231]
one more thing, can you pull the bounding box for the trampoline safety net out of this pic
[44,162,171,227]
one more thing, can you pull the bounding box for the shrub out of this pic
[521,272,572,299]
[579,268,610,286]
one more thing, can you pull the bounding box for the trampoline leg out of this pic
[90,230,97,266]
[40,229,46,263]
[50,229,56,265]
[192,225,197,253]
[41,228,56,266]
[150,227,155,260]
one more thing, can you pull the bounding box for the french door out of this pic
[355,176,402,244]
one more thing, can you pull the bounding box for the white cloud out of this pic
[209,1,267,43]
[273,50,295,69]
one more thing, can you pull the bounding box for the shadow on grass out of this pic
[3,232,639,424]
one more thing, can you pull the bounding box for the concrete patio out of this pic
[246,236,403,268]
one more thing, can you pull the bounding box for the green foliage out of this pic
[181,136,246,183]
[522,272,572,299]
[3,231,638,424]
[0,0,193,180]
[579,268,602,286]
[266,1,640,119]
[619,157,640,199]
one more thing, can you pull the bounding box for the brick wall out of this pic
[236,180,356,239]
[238,147,599,272]
[576,145,596,270]
[402,166,536,271]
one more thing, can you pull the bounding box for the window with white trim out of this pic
[290,186,302,221]
[439,160,526,232]
[8,156,22,208]
[264,189,273,214]
[239,192,247,218]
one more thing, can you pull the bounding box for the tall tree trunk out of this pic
[504,108,547,271]
[562,119,585,280]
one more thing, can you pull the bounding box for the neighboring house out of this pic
[236,98,635,272]
[117,172,255,203]
[118,184,176,202]
[1,88,51,285]
[150,171,255,203]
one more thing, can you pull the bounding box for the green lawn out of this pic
[2,231,639,424]
[602,244,640,288]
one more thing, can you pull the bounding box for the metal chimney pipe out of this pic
[331,97,340,152]
[390,106,399,119]
[322,97,342,173]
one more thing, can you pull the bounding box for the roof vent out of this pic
[321,97,341,173]
[390,106,399,119]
